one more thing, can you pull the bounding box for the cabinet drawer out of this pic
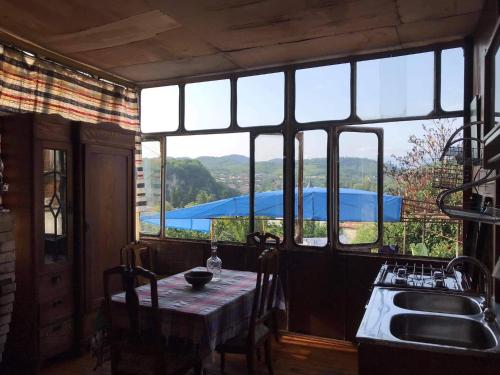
[38,271,72,302]
[39,319,74,359]
[39,294,74,326]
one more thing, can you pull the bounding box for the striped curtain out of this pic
[0,44,145,212]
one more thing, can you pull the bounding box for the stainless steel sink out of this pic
[393,291,481,315]
[390,314,497,350]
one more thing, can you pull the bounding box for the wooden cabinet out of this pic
[0,114,135,373]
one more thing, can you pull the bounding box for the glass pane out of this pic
[441,48,464,111]
[164,133,249,241]
[43,149,68,264]
[295,64,350,122]
[185,79,230,130]
[338,132,379,245]
[140,86,179,133]
[294,130,327,246]
[255,134,284,239]
[140,141,162,235]
[237,72,284,127]
[357,52,434,119]
[364,117,463,258]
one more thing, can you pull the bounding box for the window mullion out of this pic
[160,136,167,237]
[249,134,256,234]
[330,127,338,249]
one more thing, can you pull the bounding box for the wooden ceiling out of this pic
[0,0,485,87]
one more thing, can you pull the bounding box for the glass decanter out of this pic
[207,240,222,281]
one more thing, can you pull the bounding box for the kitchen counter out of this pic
[356,287,500,375]
[357,287,500,356]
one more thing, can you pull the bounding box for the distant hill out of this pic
[143,155,379,209]
[144,158,238,208]
[197,155,377,191]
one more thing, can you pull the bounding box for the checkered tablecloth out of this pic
[112,267,284,351]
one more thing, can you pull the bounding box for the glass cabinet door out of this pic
[43,148,68,264]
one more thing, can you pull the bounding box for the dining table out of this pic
[111,266,285,354]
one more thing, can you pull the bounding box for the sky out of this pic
[141,48,465,161]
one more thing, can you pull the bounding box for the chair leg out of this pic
[272,310,280,343]
[220,351,226,375]
[264,339,274,375]
[256,347,261,362]
[246,350,255,375]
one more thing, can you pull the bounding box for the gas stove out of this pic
[374,261,470,291]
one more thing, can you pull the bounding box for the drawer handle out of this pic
[51,275,62,284]
[52,324,63,332]
[52,300,63,308]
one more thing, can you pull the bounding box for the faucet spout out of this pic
[445,256,495,323]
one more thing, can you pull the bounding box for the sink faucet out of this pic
[445,256,496,322]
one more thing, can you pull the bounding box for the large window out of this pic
[238,73,284,127]
[140,44,466,258]
[338,130,381,246]
[441,48,464,112]
[164,133,249,241]
[139,141,162,235]
[295,64,350,122]
[254,134,284,238]
[357,52,434,119]
[185,79,231,130]
[294,130,328,246]
[140,86,179,133]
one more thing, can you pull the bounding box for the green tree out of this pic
[382,118,462,258]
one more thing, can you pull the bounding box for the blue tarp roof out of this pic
[140,187,402,233]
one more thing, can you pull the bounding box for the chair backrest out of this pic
[120,242,151,269]
[249,247,280,342]
[247,232,282,250]
[103,265,161,346]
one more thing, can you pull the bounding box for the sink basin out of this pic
[393,291,481,315]
[390,314,497,350]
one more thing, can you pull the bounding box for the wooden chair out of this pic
[246,232,281,249]
[216,247,280,375]
[120,242,153,269]
[103,265,202,375]
[246,232,283,342]
[120,242,155,286]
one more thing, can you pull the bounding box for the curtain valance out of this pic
[0,44,145,211]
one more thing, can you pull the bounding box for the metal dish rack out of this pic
[434,121,500,225]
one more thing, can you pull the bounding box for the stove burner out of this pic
[433,270,446,288]
[396,267,407,278]
[394,267,408,285]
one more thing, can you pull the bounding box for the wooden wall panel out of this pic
[287,251,347,340]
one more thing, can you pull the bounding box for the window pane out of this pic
[367,118,463,258]
[338,132,379,245]
[295,64,350,122]
[165,133,249,241]
[43,149,68,264]
[141,86,179,132]
[357,52,434,119]
[238,73,284,127]
[185,79,230,130]
[294,130,327,246]
[255,134,284,239]
[441,48,464,111]
[139,141,162,235]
